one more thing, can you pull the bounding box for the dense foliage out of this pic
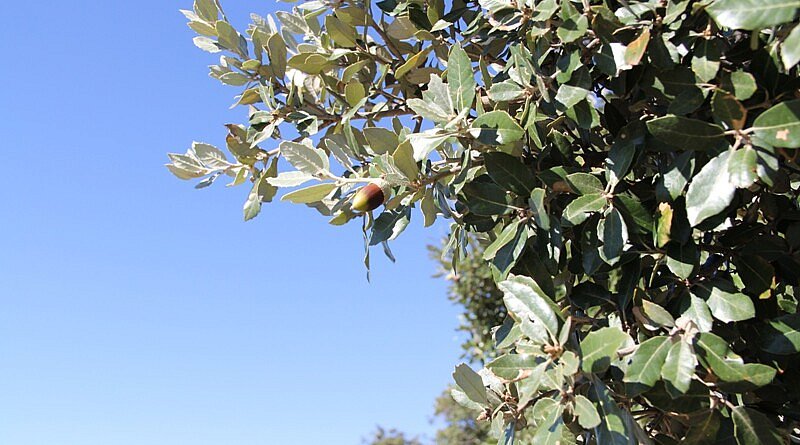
[168,0,800,442]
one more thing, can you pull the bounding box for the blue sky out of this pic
[0,2,465,444]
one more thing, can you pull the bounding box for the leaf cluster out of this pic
[169,0,800,442]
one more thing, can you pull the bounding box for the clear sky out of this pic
[0,2,465,444]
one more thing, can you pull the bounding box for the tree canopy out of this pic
[168,0,800,442]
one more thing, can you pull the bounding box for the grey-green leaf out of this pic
[281,183,336,203]
[706,0,800,30]
[752,99,800,148]
[624,336,671,392]
[452,363,488,406]
[695,278,755,323]
[580,326,631,373]
[448,45,476,112]
[498,275,560,338]
[661,340,697,396]
[469,111,525,146]
[562,194,607,226]
[685,150,735,226]
[573,394,601,429]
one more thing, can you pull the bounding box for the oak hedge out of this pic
[168,0,800,442]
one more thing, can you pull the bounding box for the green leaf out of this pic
[407,98,451,124]
[461,180,515,216]
[694,278,755,323]
[685,150,735,226]
[729,70,757,101]
[706,0,800,30]
[573,394,601,429]
[712,90,747,130]
[647,115,726,151]
[452,363,488,406]
[215,20,246,57]
[392,142,420,181]
[727,146,758,188]
[243,180,263,221]
[656,151,694,202]
[266,33,287,78]
[408,130,452,161]
[555,84,589,109]
[447,44,476,111]
[600,207,628,264]
[695,332,776,389]
[684,411,722,444]
[680,293,714,332]
[565,173,604,195]
[370,207,411,246]
[752,99,800,148]
[193,0,218,22]
[733,255,774,296]
[731,406,785,445]
[484,152,535,196]
[498,275,560,338]
[280,140,329,175]
[488,81,525,102]
[325,15,357,47]
[395,47,431,79]
[661,340,697,396]
[345,81,366,107]
[363,127,398,155]
[469,111,525,146]
[532,403,565,445]
[487,222,529,280]
[666,241,698,279]
[589,377,634,445]
[623,336,671,392]
[580,326,631,373]
[281,183,336,204]
[760,313,800,355]
[287,52,330,75]
[640,299,676,329]
[692,39,721,83]
[781,24,800,70]
[487,353,543,380]
[529,188,550,231]
[562,194,606,226]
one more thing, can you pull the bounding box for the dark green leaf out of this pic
[461,180,515,216]
[731,406,785,445]
[760,313,800,355]
[646,115,726,151]
[484,152,535,196]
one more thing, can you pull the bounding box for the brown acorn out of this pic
[352,181,390,212]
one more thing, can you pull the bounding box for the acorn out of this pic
[352,180,391,212]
